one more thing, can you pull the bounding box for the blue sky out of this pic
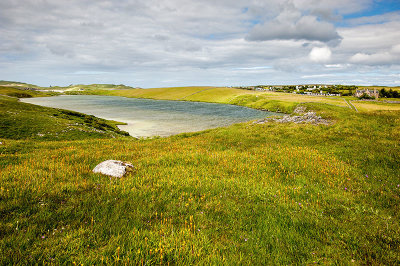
[0,0,399,87]
[344,0,400,19]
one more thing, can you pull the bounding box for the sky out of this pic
[1,0,400,87]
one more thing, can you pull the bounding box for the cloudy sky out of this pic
[1,0,400,87]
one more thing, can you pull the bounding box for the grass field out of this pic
[0,96,128,140]
[75,86,400,113]
[102,86,258,103]
[359,86,400,92]
[4,80,399,112]
[1,85,400,264]
[0,86,57,98]
[97,87,350,113]
[352,100,400,112]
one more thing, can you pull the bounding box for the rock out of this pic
[293,106,307,114]
[93,160,134,178]
[254,111,330,125]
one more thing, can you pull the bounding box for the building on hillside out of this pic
[354,89,379,99]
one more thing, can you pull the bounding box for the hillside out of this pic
[0,96,129,140]
[0,80,41,88]
[3,80,400,113]
[0,85,400,264]
[63,85,400,113]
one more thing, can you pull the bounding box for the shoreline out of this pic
[20,95,276,138]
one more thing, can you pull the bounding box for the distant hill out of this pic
[0,80,41,88]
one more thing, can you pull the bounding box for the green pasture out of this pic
[0,88,399,264]
[0,96,128,140]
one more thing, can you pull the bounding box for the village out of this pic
[235,84,400,99]
[4,82,399,100]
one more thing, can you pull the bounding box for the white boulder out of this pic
[93,160,134,178]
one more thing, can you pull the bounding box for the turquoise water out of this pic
[22,95,275,137]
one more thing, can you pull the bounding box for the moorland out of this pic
[0,81,399,264]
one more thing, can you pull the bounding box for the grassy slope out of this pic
[0,86,57,98]
[104,86,258,102]
[0,96,129,140]
[0,81,41,88]
[352,100,400,112]
[36,83,399,113]
[65,84,134,91]
[101,87,345,113]
[0,87,400,264]
[82,86,400,113]
[359,86,400,91]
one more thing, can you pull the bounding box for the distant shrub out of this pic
[7,92,33,98]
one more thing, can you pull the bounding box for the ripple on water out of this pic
[21,95,276,137]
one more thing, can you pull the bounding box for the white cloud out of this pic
[293,0,371,17]
[391,44,400,54]
[324,64,349,68]
[340,22,400,66]
[0,0,398,86]
[338,21,400,54]
[309,47,332,63]
[350,51,400,65]
[245,2,342,44]
[302,74,336,78]
[246,15,341,43]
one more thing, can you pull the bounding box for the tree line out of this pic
[380,88,399,98]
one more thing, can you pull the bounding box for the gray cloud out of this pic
[293,0,371,18]
[338,21,400,65]
[246,15,342,43]
[245,1,343,44]
[0,0,398,87]
[350,43,400,65]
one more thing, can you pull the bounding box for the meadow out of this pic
[67,86,400,113]
[0,95,129,140]
[1,85,400,264]
[0,86,56,99]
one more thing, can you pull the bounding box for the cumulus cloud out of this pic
[350,44,400,65]
[0,0,398,86]
[293,0,371,19]
[350,52,392,65]
[309,47,332,63]
[339,21,400,66]
[391,44,400,54]
[245,1,342,45]
[338,21,400,53]
[246,15,341,43]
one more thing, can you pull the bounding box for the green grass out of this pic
[229,94,298,113]
[0,96,129,140]
[1,91,400,264]
[109,86,227,101]
[0,80,40,88]
[359,85,400,92]
[100,87,329,113]
[54,85,400,113]
[0,86,57,98]
[64,84,134,91]
[352,100,400,112]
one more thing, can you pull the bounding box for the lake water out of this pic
[22,95,275,137]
